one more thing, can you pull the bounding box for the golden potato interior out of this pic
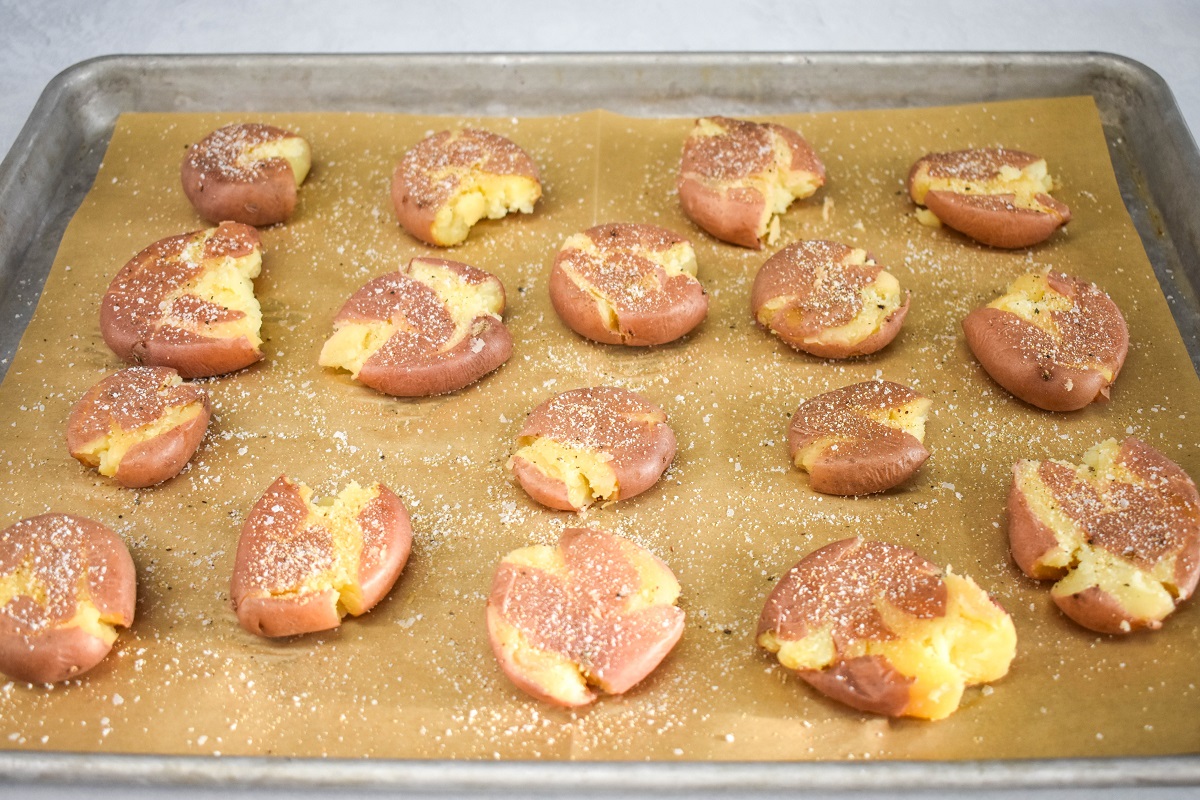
[911,157,1054,208]
[1015,440,1181,624]
[914,207,943,229]
[694,118,822,246]
[489,608,594,706]
[0,560,122,645]
[170,232,263,345]
[319,320,404,378]
[756,127,824,246]
[793,394,931,472]
[0,559,47,609]
[759,250,906,352]
[72,384,207,478]
[760,572,1015,720]
[557,232,698,333]
[262,481,379,616]
[558,234,622,332]
[620,539,683,611]
[319,261,503,378]
[244,135,312,185]
[650,242,699,279]
[63,600,123,646]
[988,269,1075,328]
[430,169,541,246]
[494,539,680,700]
[407,259,505,328]
[1051,547,1178,624]
[987,271,1119,379]
[861,394,933,443]
[509,437,619,509]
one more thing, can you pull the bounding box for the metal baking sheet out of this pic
[1,53,1199,797]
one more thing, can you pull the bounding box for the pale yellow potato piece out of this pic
[763,572,1016,721]
[508,437,619,510]
[245,136,312,185]
[430,174,541,247]
[72,401,207,478]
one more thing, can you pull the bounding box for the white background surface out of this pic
[2,1,1199,797]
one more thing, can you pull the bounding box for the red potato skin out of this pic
[485,605,594,706]
[509,387,677,511]
[750,240,910,359]
[110,328,262,382]
[963,307,1114,412]
[922,190,1070,249]
[906,148,1071,249]
[787,381,930,496]
[487,528,685,707]
[763,295,910,360]
[1006,472,1069,581]
[677,180,764,249]
[181,123,304,227]
[66,366,212,489]
[390,181,438,247]
[678,118,826,249]
[112,407,211,488]
[798,655,914,718]
[549,279,707,346]
[0,514,136,684]
[351,485,414,615]
[508,458,578,512]
[0,621,121,685]
[604,284,708,347]
[962,272,1128,412]
[1007,439,1200,634]
[549,224,708,347]
[487,595,684,707]
[796,434,929,497]
[757,538,950,717]
[100,222,264,379]
[235,588,342,640]
[390,129,541,246]
[331,258,513,397]
[356,318,513,398]
[509,429,677,512]
[230,476,413,638]
[1052,586,1156,635]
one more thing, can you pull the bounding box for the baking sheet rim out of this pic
[2,51,1200,791]
[4,751,1200,792]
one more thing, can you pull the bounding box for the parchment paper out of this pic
[0,97,1197,761]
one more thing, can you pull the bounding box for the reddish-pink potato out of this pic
[962,271,1127,411]
[788,380,932,496]
[758,538,1016,720]
[181,123,312,227]
[751,240,910,358]
[550,223,708,346]
[391,128,542,246]
[230,475,414,638]
[100,222,265,379]
[487,528,685,707]
[678,116,825,249]
[507,387,676,511]
[0,513,136,683]
[1008,437,1200,634]
[66,366,211,488]
[319,257,512,397]
[907,147,1071,248]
